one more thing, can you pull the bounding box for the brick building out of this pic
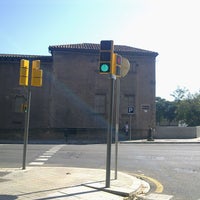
[0,43,158,143]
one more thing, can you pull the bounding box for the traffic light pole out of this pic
[129,115,132,140]
[114,78,120,179]
[22,60,32,170]
[99,40,130,187]
[106,74,116,188]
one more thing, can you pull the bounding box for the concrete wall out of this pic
[155,126,200,139]
[196,126,200,137]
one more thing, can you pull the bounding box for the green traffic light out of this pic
[100,64,110,72]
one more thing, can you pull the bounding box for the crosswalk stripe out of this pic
[39,155,51,158]
[29,162,44,165]
[144,193,173,200]
[36,158,49,161]
[28,145,64,166]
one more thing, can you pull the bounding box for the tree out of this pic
[171,86,189,101]
[156,97,166,125]
[163,101,177,125]
[175,92,200,126]
[156,97,176,125]
[157,87,200,127]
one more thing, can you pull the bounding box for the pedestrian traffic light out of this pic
[31,60,43,87]
[99,40,114,74]
[21,103,28,113]
[112,53,122,77]
[19,59,29,86]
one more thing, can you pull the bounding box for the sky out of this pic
[1,0,200,101]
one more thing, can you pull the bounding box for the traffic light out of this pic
[99,40,114,74]
[19,59,29,86]
[23,104,28,112]
[21,103,28,113]
[112,53,122,77]
[31,60,43,87]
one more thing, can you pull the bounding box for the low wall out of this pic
[155,126,200,139]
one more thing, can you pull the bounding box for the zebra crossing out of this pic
[29,144,64,166]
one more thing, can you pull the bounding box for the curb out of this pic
[83,171,150,198]
[0,167,150,200]
[120,140,200,144]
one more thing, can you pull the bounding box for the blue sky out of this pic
[1,0,200,100]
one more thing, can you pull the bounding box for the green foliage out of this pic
[175,92,200,126]
[171,86,189,101]
[156,87,200,126]
[156,97,176,125]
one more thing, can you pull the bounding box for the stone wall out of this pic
[0,44,158,142]
[0,57,52,131]
[155,126,200,139]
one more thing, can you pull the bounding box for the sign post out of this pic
[22,81,31,169]
[128,106,134,140]
[106,74,116,188]
[114,78,120,180]
[19,59,43,170]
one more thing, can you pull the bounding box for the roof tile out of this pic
[0,54,52,62]
[48,43,158,56]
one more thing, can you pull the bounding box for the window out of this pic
[130,61,139,73]
[95,94,106,114]
[122,95,135,114]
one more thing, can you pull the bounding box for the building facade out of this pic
[0,43,158,142]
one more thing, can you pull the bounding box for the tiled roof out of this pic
[0,54,52,62]
[0,43,158,61]
[49,43,158,56]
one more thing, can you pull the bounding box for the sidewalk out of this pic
[0,167,149,200]
[120,137,200,144]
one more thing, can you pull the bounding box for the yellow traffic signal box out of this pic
[31,60,43,87]
[99,40,114,74]
[112,53,122,77]
[19,59,29,86]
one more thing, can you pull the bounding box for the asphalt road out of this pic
[0,143,200,200]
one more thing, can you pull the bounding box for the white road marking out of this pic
[28,145,64,166]
[144,193,173,200]
[43,152,55,156]
[36,158,49,161]
[29,162,44,165]
[39,155,51,158]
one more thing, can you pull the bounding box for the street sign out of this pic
[121,57,130,77]
[128,106,134,114]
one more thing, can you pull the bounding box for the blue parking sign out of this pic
[128,106,134,114]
